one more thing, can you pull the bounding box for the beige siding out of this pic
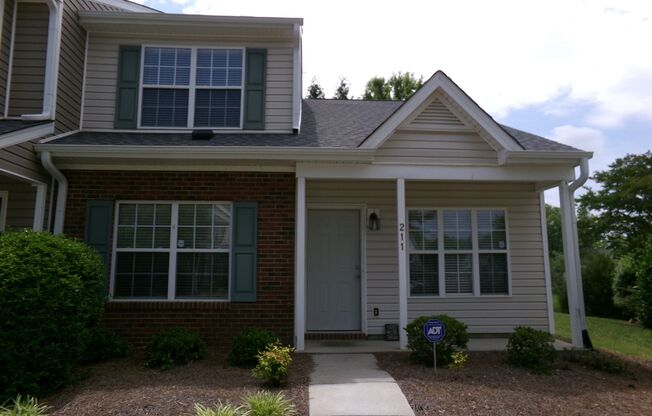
[0,0,15,115]
[305,180,550,336]
[83,34,294,131]
[0,176,36,230]
[8,2,48,116]
[0,142,47,182]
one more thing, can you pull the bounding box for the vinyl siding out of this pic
[83,34,294,131]
[0,175,36,230]
[0,0,15,115]
[305,180,550,335]
[7,2,48,116]
[0,141,47,183]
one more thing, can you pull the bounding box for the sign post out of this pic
[423,319,446,375]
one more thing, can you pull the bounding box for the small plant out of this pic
[194,402,242,416]
[144,327,207,370]
[405,315,469,367]
[448,351,468,369]
[242,391,297,416]
[0,395,50,416]
[80,327,129,364]
[561,349,629,374]
[252,342,294,386]
[507,326,556,374]
[228,328,279,368]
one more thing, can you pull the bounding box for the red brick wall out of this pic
[64,170,295,348]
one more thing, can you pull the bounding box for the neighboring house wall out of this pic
[306,180,549,335]
[7,1,48,117]
[0,176,36,230]
[82,34,294,131]
[0,142,47,182]
[0,0,16,115]
[62,170,296,346]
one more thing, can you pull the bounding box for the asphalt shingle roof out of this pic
[0,119,49,136]
[47,99,585,153]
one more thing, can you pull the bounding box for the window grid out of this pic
[477,210,509,295]
[408,209,438,296]
[443,210,474,295]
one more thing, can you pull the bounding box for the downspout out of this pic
[21,0,63,121]
[40,151,67,235]
[291,23,302,133]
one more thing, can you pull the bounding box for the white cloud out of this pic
[550,125,607,153]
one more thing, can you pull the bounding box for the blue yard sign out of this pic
[423,319,446,344]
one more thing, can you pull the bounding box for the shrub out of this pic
[0,395,50,416]
[228,328,279,368]
[581,250,620,319]
[613,255,639,320]
[242,391,296,416]
[637,236,652,328]
[194,402,242,416]
[448,351,468,369]
[144,327,207,370]
[0,231,105,401]
[405,315,469,367]
[507,326,556,374]
[561,349,628,374]
[252,342,294,386]
[80,327,129,364]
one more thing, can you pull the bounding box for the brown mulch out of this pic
[376,351,652,416]
[45,352,313,416]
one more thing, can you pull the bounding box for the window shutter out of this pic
[231,202,257,302]
[243,49,266,130]
[114,45,141,129]
[84,200,114,273]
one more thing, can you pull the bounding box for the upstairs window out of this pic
[139,47,244,129]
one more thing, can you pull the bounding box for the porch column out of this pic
[294,176,306,351]
[32,183,47,231]
[559,181,585,347]
[396,178,408,350]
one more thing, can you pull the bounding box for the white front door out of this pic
[307,209,361,331]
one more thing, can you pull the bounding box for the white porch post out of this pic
[294,176,306,351]
[559,181,584,347]
[396,178,408,350]
[32,183,47,231]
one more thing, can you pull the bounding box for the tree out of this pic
[333,77,350,100]
[363,76,391,100]
[637,235,652,328]
[388,72,423,100]
[306,77,325,99]
[578,151,652,256]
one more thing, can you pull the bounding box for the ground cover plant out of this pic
[507,326,556,374]
[228,328,279,368]
[144,327,207,370]
[252,343,294,386]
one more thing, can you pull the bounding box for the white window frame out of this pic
[0,191,8,232]
[407,209,439,297]
[137,45,246,130]
[407,207,512,298]
[109,200,233,302]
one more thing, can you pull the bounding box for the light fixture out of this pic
[368,209,381,231]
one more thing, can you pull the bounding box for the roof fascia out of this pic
[499,149,593,166]
[91,0,161,13]
[0,122,55,150]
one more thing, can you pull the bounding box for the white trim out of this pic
[78,11,303,27]
[559,181,582,347]
[502,150,593,165]
[360,71,522,151]
[40,151,66,234]
[32,182,46,231]
[396,178,408,350]
[3,0,17,118]
[0,122,55,149]
[294,176,306,350]
[539,192,555,334]
[0,166,46,184]
[51,163,296,172]
[291,23,302,132]
[0,2,4,80]
[79,31,89,128]
[0,191,8,232]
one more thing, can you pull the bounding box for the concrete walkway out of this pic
[309,353,415,416]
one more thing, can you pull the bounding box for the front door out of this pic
[307,209,361,331]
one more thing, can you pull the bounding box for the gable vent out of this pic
[409,97,466,128]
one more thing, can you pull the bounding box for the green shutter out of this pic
[84,200,114,272]
[114,45,141,129]
[231,202,258,302]
[243,49,266,130]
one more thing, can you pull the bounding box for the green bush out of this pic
[448,351,468,369]
[405,315,469,367]
[194,402,242,416]
[0,395,50,416]
[0,231,105,401]
[637,236,652,328]
[144,327,207,370]
[507,326,556,374]
[228,328,279,368]
[613,255,639,320]
[561,349,628,374]
[242,391,296,416]
[581,250,620,319]
[252,342,294,386]
[80,327,129,364]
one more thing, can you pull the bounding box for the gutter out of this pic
[499,149,593,165]
[40,151,67,235]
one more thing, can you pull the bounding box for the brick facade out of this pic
[64,170,295,347]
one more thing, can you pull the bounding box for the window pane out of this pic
[445,253,473,294]
[143,47,190,86]
[477,210,507,250]
[196,48,243,87]
[118,204,137,225]
[408,210,437,251]
[480,253,508,294]
[117,226,134,248]
[176,253,229,299]
[114,252,168,298]
[176,203,232,250]
[410,254,438,296]
[141,88,189,127]
[194,89,241,128]
[443,210,472,250]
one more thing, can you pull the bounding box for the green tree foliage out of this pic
[306,77,325,99]
[363,76,391,100]
[581,250,619,318]
[637,236,652,328]
[612,255,639,320]
[333,76,350,100]
[388,72,423,100]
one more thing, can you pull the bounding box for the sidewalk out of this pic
[309,353,415,416]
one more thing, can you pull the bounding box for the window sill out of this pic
[407,293,512,300]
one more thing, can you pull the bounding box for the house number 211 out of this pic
[399,222,405,252]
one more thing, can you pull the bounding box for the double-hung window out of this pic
[113,202,232,300]
[140,47,244,129]
[407,208,510,297]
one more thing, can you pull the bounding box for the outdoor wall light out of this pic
[368,209,381,231]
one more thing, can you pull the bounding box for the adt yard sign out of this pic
[423,319,445,343]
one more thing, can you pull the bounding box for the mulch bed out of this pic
[45,351,313,416]
[376,351,652,416]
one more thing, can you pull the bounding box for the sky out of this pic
[134,0,651,205]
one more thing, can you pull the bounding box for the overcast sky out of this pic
[135,0,651,205]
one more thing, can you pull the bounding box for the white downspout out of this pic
[21,0,62,121]
[291,23,302,133]
[40,151,67,234]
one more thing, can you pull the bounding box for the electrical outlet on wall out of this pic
[373,307,379,317]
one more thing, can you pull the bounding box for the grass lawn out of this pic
[555,312,652,361]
